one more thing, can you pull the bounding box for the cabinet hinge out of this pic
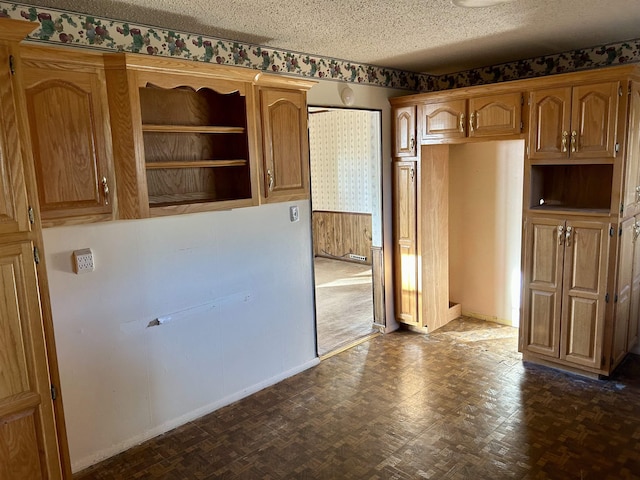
[615,143,620,153]
[621,203,625,215]
[51,385,57,401]
[521,95,525,105]
[619,86,623,97]
[609,226,614,237]
[28,206,35,225]
[33,246,40,265]
[520,121,524,131]
[8,54,15,75]
[605,293,610,303]
[615,293,619,303]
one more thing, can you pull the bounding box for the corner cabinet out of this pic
[20,46,115,226]
[258,87,310,202]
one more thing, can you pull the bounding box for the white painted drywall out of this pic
[42,78,409,471]
[448,141,525,326]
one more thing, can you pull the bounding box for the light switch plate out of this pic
[289,205,299,222]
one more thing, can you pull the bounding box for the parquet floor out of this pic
[74,317,640,479]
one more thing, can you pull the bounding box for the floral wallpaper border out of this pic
[2,1,640,93]
[0,1,426,91]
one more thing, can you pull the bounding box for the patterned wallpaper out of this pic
[2,2,640,92]
[309,109,382,246]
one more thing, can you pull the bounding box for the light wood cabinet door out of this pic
[0,242,62,480]
[23,64,113,223]
[522,217,564,358]
[528,87,572,160]
[260,88,309,202]
[420,99,466,141]
[393,161,418,325]
[468,92,522,138]
[612,218,634,366]
[0,44,30,235]
[623,82,640,216]
[629,217,640,350]
[571,82,619,160]
[560,220,609,369]
[393,106,416,157]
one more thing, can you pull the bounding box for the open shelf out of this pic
[529,164,613,213]
[138,84,252,208]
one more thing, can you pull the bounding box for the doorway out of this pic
[308,107,384,357]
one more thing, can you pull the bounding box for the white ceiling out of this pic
[17,0,640,74]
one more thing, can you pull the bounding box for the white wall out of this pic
[43,78,410,471]
[448,141,525,326]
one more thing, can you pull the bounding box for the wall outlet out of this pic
[349,253,367,262]
[73,248,94,274]
[289,205,299,222]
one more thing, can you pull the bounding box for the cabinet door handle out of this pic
[558,225,564,245]
[410,137,415,149]
[565,226,573,247]
[410,167,415,181]
[459,113,465,133]
[470,112,476,133]
[561,131,568,153]
[267,169,274,192]
[101,177,110,205]
[570,130,577,153]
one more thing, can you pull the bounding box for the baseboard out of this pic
[71,357,320,473]
[461,309,514,327]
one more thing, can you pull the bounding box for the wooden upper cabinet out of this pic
[0,44,30,235]
[623,81,640,217]
[420,93,522,142]
[22,49,114,225]
[468,92,522,138]
[393,105,416,157]
[259,88,309,202]
[529,82,619,161]
[420,99,466,141]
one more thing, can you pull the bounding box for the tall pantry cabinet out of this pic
[391,65,640,377]
[0,19,68,480]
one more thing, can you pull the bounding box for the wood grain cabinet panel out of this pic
[629,216,640,351]
[612,218,635,367]
[393,105,416,157]
[420,99,466,141]
[22,53,114,225]
[259,88,309,202]
[393,161,418,325]
[623,82,640,217]
[0,44,30,235]
[468,92,522,138]
[523,217,609,370]
[529,82,619,161]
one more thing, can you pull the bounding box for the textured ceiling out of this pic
[15,0,640,74]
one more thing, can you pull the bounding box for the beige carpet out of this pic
[314,257,376,356]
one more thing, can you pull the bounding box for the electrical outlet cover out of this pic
[289,205,299,222]
[73,248,94,274]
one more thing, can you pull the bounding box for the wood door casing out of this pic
[393,106,416,157]
[23,67,112,220]
[523,217,564,358]
[260,88,309,202]
[528,87,572,160]
[560,220,609,369]
[571,81,619,159]
[468,92,522,138]
[393,161,418,325]
[420,100,466,141]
